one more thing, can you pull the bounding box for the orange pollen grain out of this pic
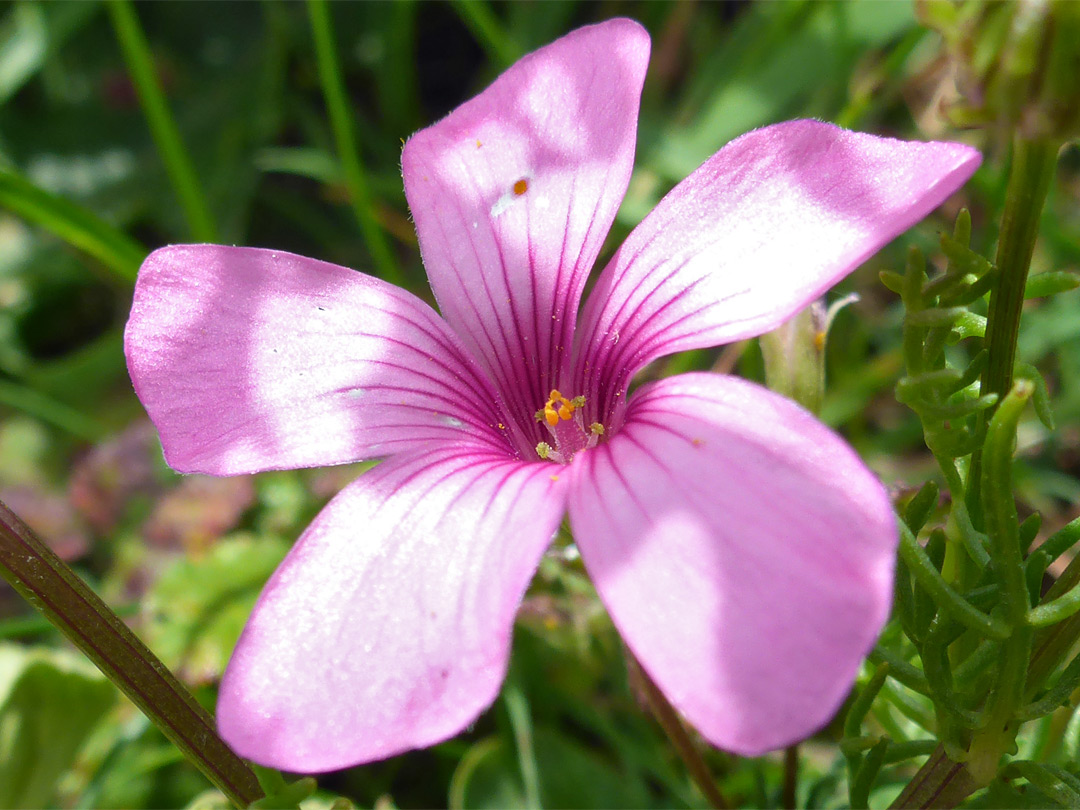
[513,178,529,195]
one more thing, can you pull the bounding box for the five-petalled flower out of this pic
[125,19,980,772]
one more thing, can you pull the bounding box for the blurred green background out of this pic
[1,1,1079,807]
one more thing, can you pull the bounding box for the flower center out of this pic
[534,389,604,464]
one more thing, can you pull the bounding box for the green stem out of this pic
[306,0,402,286]
[966,380,1035,784]
[981,139,1060,402]
[981,381,1034,623]
[628,654,729,810]
[889,745,979,808]
[0,499,262,808]
[968,137,1059,523]
[782,745,798,810]
[106,0,217,242]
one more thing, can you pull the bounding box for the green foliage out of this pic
[0,643,116,808]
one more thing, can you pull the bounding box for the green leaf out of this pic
[0,169,145,282]
[1024,270,1080,299]
[144,535,289,682]
[0,643,116,808]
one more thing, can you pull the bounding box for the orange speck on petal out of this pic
[476,139,482,148]
[550,475,559,482]
[513,178,528,195]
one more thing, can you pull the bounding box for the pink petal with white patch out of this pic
[574,121,981,419]
[568,373,896,756]
[403,19,649,440]
[217,447,568,771]
[125,245,509,475]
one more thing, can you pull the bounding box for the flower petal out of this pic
[125,245,511,475]
[568,373,897,755]
[217,447,568,771]
[574,120,981,420]
[403,19,649,439]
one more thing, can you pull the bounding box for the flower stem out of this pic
[106,0,217,243]
[968,137,1059,523]
[0,498,263,808]
[782,745,798,809]
[306,0,403,286]
[627,654,729,809]
[981,138,1059,403]
[888,745,978,809]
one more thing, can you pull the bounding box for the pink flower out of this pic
[125,19,980,772]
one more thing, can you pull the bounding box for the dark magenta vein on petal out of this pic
[424,176,519,404]
[574,211,670,361]
[453,152,533,397]
[337,355,493,421]
[596,272,712,388]
[584,439,651,527]
[364,297,501,398]
[328,383,502,442]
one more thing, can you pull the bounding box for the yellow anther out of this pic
[557,403,573,420]
[544,406,559,427]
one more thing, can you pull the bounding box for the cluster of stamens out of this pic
[534,389,604,463]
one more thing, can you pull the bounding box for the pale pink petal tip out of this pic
[569,373,897,755]
[216,449,568,771]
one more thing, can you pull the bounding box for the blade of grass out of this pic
[0,169,144,282]
[306,0,403,286]
[106,0,217,242]
[450,0,521,69]
[0,379,107,441]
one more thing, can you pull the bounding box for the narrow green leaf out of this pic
[307,0,403,285]
[849,738,888,809]
[867,646,930,696]
[1037,516,1080,564]
[1014,362,1055,431]
[451,0,521,69]
[1024,271,1080,299]
[0,169,144,282]
[879,269,905,294]
[1003,761,1080,808]
[899,523,1009,640]
[107,0,217,242]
